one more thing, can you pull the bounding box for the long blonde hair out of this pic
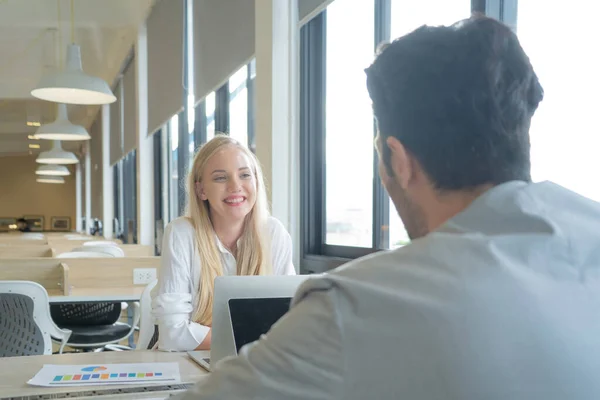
[186,134,271,325]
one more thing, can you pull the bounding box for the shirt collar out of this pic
[214,234,241,255]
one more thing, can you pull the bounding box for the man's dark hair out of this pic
[366,16,544,190]
[16,218,27,224]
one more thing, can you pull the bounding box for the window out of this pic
[325,0,375,248]
[206,92,216,141]
[229,65,249,147]
[301,0,475,272]
[188,93,196,168]
[517,0,600,202]
[168,114,179,221]
[390,0,470,39]
[122,150,138,244]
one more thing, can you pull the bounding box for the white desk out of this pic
[48,286,145,303]
[0,351,207,398]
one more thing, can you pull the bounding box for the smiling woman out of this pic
[151,134,296,352]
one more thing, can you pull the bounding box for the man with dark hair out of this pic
[16,218,31,233]
[177,17,600,400]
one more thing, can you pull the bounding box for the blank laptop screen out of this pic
[228,297,292,353]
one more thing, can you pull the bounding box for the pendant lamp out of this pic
[31,44,116,105]
[36,140,78,164]
[34,103,90,141]
[36,176,65,184]
[36,164,70,176]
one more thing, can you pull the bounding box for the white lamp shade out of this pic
[34,104,90,141]
[36,140,79,164]
[36,176,65,184]
[31,44,116,105]
[36,165,70,176]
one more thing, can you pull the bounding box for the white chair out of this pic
[136,279,158,351]
[57,251,113,258]
[72,245,125,258]
[83,241,119,247]
[49,251,138,351]
[0,281,71,357]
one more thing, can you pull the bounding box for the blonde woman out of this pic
[152,135,295,351]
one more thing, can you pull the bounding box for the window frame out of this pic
[300,0,506,273]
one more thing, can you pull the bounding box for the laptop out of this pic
[229,297,292,353]
[188,296,293,371]
[188,275,310,371]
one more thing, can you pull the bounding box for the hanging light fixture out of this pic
[37,176,65,184]
[34,103,90,141]
[30,0,116,105]
[36,140,78,164]
[36,164,70,176]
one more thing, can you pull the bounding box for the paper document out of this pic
[27,362,181,387]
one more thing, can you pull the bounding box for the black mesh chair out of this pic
[0,281,71,357]
[50,301,139,352]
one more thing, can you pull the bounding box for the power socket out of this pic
[133,268,157,285]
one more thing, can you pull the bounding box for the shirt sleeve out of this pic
[269,217,296,275]
[152,220,210,351]
[175,278,344,400]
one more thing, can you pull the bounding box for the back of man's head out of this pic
[366,16,544,190]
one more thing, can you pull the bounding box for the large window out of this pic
[112,151,137,244]
[517,0,600,202]
[205,92,216,142]
[325,0,375,248]
[229,65,249,147]
[122,150,137,244]
[301,0,474,272]
[168,114,180,221]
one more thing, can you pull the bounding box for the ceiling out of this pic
[0,0,155,157]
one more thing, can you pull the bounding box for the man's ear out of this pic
[386,136,412,190]
[195,182,207,200]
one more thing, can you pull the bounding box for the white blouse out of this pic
[152,216,296,351]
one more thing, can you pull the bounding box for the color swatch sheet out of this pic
[27,363,181,387]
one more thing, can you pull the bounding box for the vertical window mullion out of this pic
[372,0,391,249]
[215,83,230,134]
[300,11,327,272]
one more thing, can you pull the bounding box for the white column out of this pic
[75,162,82,232]
[255,0,300,269]
[85,140,92,234]
[136,22,155,246]
[102,104,114,239]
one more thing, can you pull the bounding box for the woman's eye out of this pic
[214,176,226,182]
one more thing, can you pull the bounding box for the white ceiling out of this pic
[0,0,155,157]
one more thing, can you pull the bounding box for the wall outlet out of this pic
[133,268,157,285]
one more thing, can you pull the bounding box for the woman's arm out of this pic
[195,329,212,350]
[152,219,211,351]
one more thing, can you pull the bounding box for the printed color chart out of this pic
[28,363,181,388]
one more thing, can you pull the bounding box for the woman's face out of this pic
[197,145,257,223]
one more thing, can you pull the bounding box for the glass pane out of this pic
[390,0,470,40]
[229,85,248,147]
[206,91,216,141]
[188,93,196,168]
[518,1,600,201]
[325,0,375,247]
[388,0,471,248]
[169,114,179,221]
[229,65,247,93]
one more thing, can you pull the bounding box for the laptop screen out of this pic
[228,297,292,353]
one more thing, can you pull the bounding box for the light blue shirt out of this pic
[179,181,600,399]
